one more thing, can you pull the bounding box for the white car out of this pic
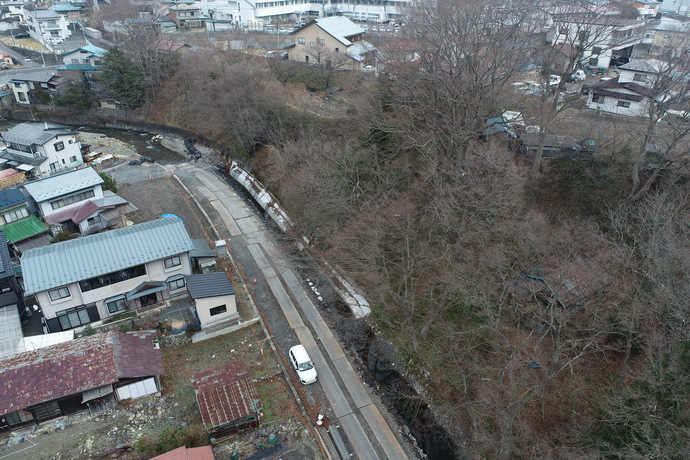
[289,345,317,385]
[362,64,376,72]
[549,74,561,86]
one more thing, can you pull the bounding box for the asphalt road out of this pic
[109,159,413,460]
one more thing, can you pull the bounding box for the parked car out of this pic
[14,33,29,39]
[566,70,586,82]
[289,345,317,385]
[549,74,561,87]
[362,64,376,72]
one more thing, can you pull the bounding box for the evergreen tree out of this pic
[100,47,146,108]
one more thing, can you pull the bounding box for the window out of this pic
[50,162,59,172]
[317,38,325,45]
[18,93,26,102]
[54,141,64,151]
[298,37,305,44]
[633,73,646,82]
[592,46,602,55]
[87,216,97,226]
[69,155,77,163]
[335,47,339,53]
[592,94,605,103]
[210,305,227,316]
[57,306,93,330]
[2,206,28,224]
[106,298,126,314]
[0,279,11,293]
[617,101,631,108]
[168,278,186,291]
[50,189,95,210]
[49,286,70,301]
[588,57,598,66]
[79,264,147,292]
[310,42,315,48]
[164,255,181,269]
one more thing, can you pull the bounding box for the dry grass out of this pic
[160,323,285,422]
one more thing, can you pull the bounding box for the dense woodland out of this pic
[71,0,690,458]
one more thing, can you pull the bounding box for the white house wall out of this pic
[195,294,237,328]
[34,134,84,178]
[38,183,102,217]
[587,92,649,117]
[37,253,192,324]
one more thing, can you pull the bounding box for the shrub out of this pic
[51,231,78,243]
[135,425,208,455]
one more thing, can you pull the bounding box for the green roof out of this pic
[0,215,49,243]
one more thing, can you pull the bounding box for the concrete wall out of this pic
[195,293,237,328]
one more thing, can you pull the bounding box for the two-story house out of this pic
[0,123,82,178]
[288,16,376,70]
[168,5,207,30]
[21,217,195,332]
[0,230,25,320]
[8,70,62,106]
[60,44,106,68]
[22,166,135,236]
[0,188,49,253]
[24,7,72,49]
[586,58,667,117]
[551,13,647,68]
[650,14,690,58]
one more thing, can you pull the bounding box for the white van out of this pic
[289,344,317,385]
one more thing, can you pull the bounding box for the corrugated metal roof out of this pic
[27,8,60,19]
[8,70,58,85]
[62,44,107,58]
[192,362,262,430]
[0,149,48,166]
[23,167,103,202]
[305,16,364,46]
[189,238,214,258]
[150,446,215,460]
[185,272,234,299]
[0,215,48,244]
[3,122,74,147]
[0,188,28,211]
[21,217,194,294]
[0,331,163,415]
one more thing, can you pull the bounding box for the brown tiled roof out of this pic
[590,76,655,101]
[192,362,262,430]
[0,331,163,415]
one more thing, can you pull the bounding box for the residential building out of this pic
[0,123,82,179]
[24,7,72,49]
[185,272,237,330]
[57,44,107,81]
[0,331,164,430]
[0,230,27,358]
[22,166,135,235]
[8,70,62,105]
[520,133,597,159]
[21,217,195,332]
[661,0,690,15]
[634,0,662,19]
[650,14,690,57]
[248,0,408,24]
[288,16,375,70]
[194,0,238,22]
[0,188,49,252]
[1,2,27,23]
[61,44,106,67]
[51,1,85,20]
[168,5,207,30]
[586,59,666,117]
[551,14,647,68]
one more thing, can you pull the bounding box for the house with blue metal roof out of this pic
[21,217,195,333]
[60,44,106,69]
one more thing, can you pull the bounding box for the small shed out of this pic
[189,238,216,273]
[150,446,214,460]
[185,272,238,330]
[192,362,263,436]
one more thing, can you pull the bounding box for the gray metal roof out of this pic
[23,167,103,202]
[8,71,59,85]
[0,231,10,280]
[189,238,214,258]
[185,272,235,299]
[3,122,74,147]
[21,217,195,294]
[27,8,60,19]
